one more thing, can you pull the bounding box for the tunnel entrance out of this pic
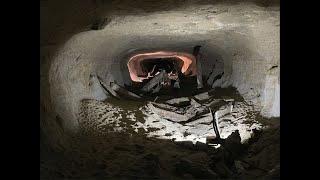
[127,51,197,82]
[126,50,200,95]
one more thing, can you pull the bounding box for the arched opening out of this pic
[127,51,197,82]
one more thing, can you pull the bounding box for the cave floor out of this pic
[41,87,279,179]
[40,120,279,179]
[40,1,280,179]
[79,87,265,144]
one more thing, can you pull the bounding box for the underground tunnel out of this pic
[41,0,280,179]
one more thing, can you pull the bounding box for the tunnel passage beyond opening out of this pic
[125,49,209,96]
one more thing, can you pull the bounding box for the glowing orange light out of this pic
[127,51,197,82]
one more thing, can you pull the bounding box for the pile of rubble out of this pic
[79,89,264,146]
[137,91,264,145]
[71,86,278,179]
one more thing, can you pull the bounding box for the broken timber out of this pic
[147,102,189,122]
[97,76,119,99]
[110,82,141,100]
[147,99,208,123]
[98,75,141,100]
[166,97,190,107]
[141,70,168,93]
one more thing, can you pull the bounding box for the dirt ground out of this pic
[40,87,279,179]
[40,120,279,179]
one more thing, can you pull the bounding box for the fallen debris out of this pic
[138,88,263,144]
[110,82,141,100]
[183,99,207,119]
[80,86,264,146]
[141,70,169,93]
[97,76,119,99]
[149,102,182,112]
[166,97,190,106]
[97,76,142,100]
[147,102,189,122]
[204,99,228,109]
[147,99,210,123]
[215,103,233,120]
[152,84,162,93]
[190,98,202,108]
[194,92,211,101]
[185,113,212,126]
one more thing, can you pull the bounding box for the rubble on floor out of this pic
[166,97,190,106]
[46,85,278,179]
[110,82,141,100]
[78,88,265,145]
[139,96,263,144]
[98,76,141,100]
[141,70,169,93]
[194,92,210,101]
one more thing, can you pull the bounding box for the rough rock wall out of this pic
[41,0,279,147]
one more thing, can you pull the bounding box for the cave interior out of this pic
[40,0,280,179]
